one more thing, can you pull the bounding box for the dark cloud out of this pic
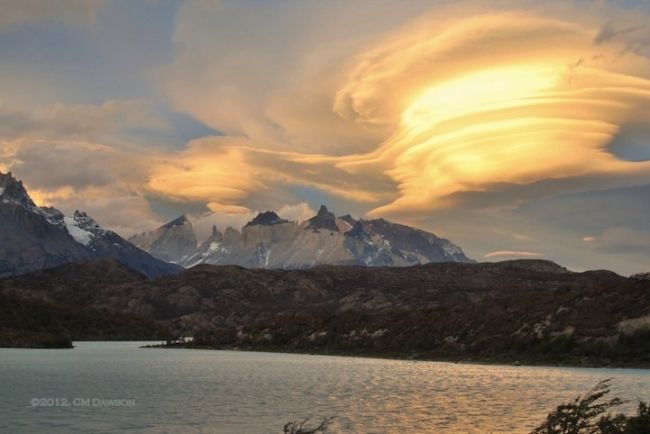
[516,184,650,233]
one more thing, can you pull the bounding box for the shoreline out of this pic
[142,343,650,370]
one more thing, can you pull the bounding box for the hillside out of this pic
[0,259,170,348]
[1,259,649,365]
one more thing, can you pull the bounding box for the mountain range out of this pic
[0,171,179,278]
[0,170,471,278]
[129,205,472,268]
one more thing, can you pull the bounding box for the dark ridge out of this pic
[0,258,148,296]
[244,211,288,227]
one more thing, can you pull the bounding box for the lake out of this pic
[1,342,649,433]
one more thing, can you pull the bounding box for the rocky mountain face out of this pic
[128,215,198,264]
[0,171,179,278]
[67,211,181,278]
[137,205,472,268]
[2,259,649,365]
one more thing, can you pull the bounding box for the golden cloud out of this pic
[147,137,261,204]
[334,10,650,216]
[154,5,650,219]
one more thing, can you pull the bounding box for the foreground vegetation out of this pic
[283,417,334,434]
[532,379,650,434]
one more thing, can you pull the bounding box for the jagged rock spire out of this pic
[210,224,223,242]
[0,171,37,209]
[307,204,339,232]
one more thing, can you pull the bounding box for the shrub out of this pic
[532,379,650,434]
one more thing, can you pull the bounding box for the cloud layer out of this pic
[153,2,650,220]
[1,0,650,273]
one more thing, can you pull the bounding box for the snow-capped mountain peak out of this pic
[0,171,179,278]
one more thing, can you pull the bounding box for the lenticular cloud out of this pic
[334,11,650,216]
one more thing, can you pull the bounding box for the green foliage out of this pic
[532,379,650,434]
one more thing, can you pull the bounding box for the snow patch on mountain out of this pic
[63,211,112,247]
[184,241,231,268]
[63,216,94,246]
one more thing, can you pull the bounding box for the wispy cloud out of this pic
[484,251,543,258]
[157,2,650,221]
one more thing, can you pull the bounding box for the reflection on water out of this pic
[0,342,649,433]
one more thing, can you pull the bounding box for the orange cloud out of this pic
[147,136,262,204]
[333,11,650,216]
[154,3,650,220]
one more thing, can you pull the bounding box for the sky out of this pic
[1,0,649,274]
